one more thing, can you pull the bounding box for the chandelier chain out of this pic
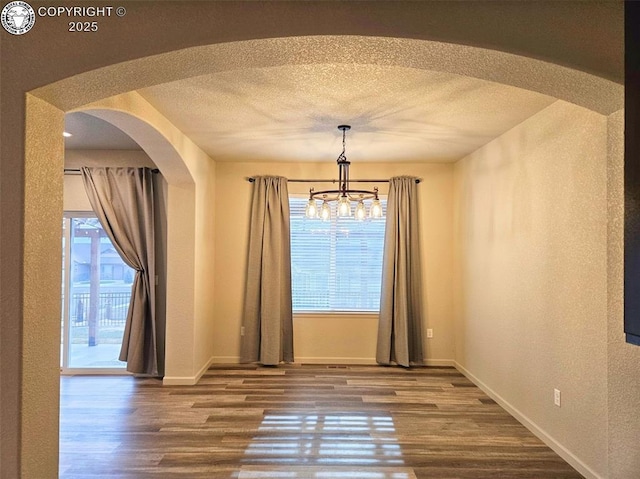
[305,125,382,221]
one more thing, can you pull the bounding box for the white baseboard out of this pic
[210,356,241,364]
[208,356,454,367]
[60,368,131,376]
[424,359,455,367]
[208,356,378,366]
[163,356,215,385]
[294,357,378,365]
[453,361,602,479]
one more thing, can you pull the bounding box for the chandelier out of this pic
[305,125,383,221]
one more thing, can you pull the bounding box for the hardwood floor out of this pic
[59,364,583,478]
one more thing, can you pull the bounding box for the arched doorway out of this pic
[17,33,623,476]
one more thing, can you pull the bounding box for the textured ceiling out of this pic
[46,1,622,165]
[135,64,556,163]
[65,63,558,163]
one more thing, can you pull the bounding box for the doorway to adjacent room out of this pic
[60,213,132,373]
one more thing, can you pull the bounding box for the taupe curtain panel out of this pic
[81,167,160,376]
[240,176,294,365]
[377,176,425,367]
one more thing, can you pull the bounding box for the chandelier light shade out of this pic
[305,125,383,221]
[304,199,318,218]
[354,200,367,220]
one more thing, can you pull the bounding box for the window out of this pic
[289,197,386,312]
[61,214,133,371]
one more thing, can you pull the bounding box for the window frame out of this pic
[288,194,387,314]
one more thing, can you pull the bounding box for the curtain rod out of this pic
[64,168,160,175]
[246,177,421,184]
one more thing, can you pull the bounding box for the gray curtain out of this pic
[377,176,425,367]
[81,167,159,376]
[240,176,294,365]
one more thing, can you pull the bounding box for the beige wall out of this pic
[193,158,217,373]
[64,175,92,211]
[453,100,609,477]
[74,94,218,385]
[213,161,454,364]
[607,110,640,478]
[20,95,65,477]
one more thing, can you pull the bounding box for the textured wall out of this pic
[454,101,609,477]
[213,161,454,364]
[22,95,65,477]
[607,110,640,478]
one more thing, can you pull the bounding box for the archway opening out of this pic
[23,35,622,477]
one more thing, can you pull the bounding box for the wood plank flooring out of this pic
[59,364,583,478]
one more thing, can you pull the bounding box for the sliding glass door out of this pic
[60,213,132,373]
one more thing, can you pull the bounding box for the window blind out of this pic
[289,196,387,312]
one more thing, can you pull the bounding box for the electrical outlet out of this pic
[240,326,245,336]
[554,388,561,407]
[427,328,433,338]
